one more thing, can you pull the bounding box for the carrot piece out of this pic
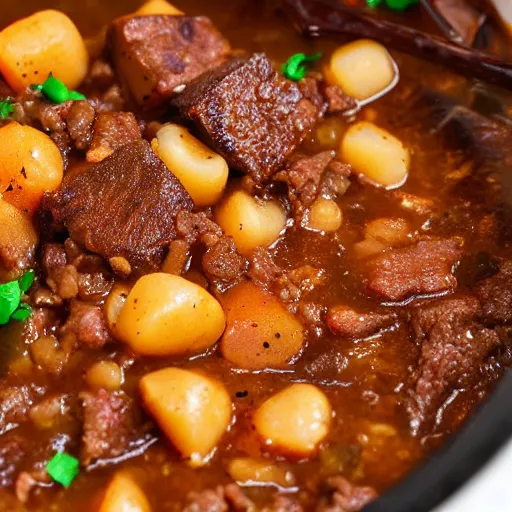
[0,122,63,215]
[0,10,88,93]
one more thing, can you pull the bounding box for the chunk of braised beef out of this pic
[61,301,109,349]
[317,476,377,512]
[366,239,464,301]
[45,139,194,271]
[22,308,59,344]
[326,306,396,339]
[86,112,142,163]
[80,390,143,466]
[408,295,500,428]
[174,53,320,183]
[109,15,230,110]
[473,260,512,325]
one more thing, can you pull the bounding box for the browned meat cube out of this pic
[326,306,396,339]
[366,239,464,302]
[46,139,194,271]
[174,53,320,183]
[86,112,142,163]
[108,15,230,110]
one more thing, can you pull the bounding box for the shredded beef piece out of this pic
[109,15,230,109]
[324,84,357,114]
[274,265,325,305]
[0,434,26,487]
[275,152,351,218]
[473,260,512,325]
[176,211,223,246]
[317,476,377,512]
[270,495,304,512]
[366,239,463,301]
[22,308,59,344]
[184,487,229,512]
[45,139,194,271]
[66,101,96,151]
[304,347,348,383]
[0,385,34,435]
[248,247,283,288]
[184,484,256,512]
[80,390,141,466]
[202,237,248,290]
[175,53,320,183]
[61,301,109,349]
[298,75,356,116]
[86,112,142,163]
[326,306,396,339]
[15,97,96,159]
[408,295,501,428]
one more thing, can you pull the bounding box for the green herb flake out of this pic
[31,73,86,104]
[367,0,419,11]
[0,281,21,325]
[46,452,80,488]
[11,303,32,322]
[0,99,14,119]
[18,270,35,293]
[282,52,323,82]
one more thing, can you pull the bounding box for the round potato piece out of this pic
[140,368,232,467]
[98,473,151,512]
[220,281,304,370]
[115,273,225,356]
[253,384,332,457]
[341,121,409,189]
[0,122,63,214]
[215,190,286,255]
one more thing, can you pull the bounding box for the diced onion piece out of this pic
[98,473,151,512]
[0,122,64,214]
[215,190,286,255]
[153,124,228,207]
[330,39,396,101]
[115,273,225,356]
[253,384,332,457]
[0,10,88,93]
[140,368,232,467]
[227,458,295,488]
[136,0,183,15]
[307,198,343,233]
[341,121,409,189]
[104,283,132,336]
[220,281,304,370]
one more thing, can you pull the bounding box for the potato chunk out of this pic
[153,124,228,207]
[253,384,332,457]
[330,39,397,102]
[215,190,286,255]
[341,121,409,189]
[140,368,232,467]
[220,282,304,370]
[115,273,225,356]
[98,473,151,512]
[0,198,38,280]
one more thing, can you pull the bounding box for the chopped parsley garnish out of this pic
[0,270,35,325]
[46,452,80,488]
[282,52,323,82]
[31,73,86,104]
[0,99,14,119]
